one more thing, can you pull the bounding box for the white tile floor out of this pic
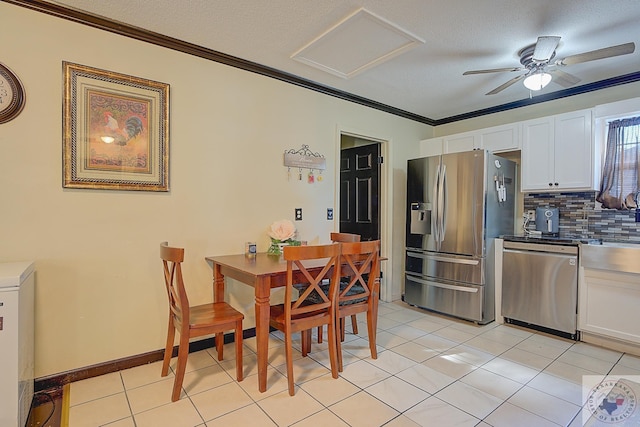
[68,301,640,427]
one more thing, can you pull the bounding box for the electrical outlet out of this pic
[327,208,334,220]
[295,208,302,221]
[527,210,536,221]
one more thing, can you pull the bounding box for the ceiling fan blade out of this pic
[463,67,523,75]
[549,69,581,87]
[558,42,635,66]
[486,74,526,95]
[532,36,561,62]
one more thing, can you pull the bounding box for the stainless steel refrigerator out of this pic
[404,150,515,324]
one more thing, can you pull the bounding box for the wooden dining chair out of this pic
[160,242,244,402]
[315,232,361,343]
[330,232,361,243]
[270,243,341,396]
[335,240,381,372]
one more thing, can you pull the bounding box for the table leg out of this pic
[255,276,270,392]
[213,263,224,303]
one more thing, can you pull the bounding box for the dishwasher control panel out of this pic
[503,240,578,255]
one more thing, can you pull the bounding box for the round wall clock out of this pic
[0,62,26,124]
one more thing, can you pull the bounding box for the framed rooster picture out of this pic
[63,62,169,191]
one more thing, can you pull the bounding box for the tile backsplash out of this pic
[523,191,640,242]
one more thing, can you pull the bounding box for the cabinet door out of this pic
[521,110,594,192]
[444,133,477,154]
[579,268,640,344]
[553,110,593,190]
[419,137,443,157]
[479,124,520,153]
[521,117,554,191]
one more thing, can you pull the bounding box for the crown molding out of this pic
[6,0,640,127]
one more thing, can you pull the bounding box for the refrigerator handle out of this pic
[406,275,479,293]
[406,252,479,265]
[438,164,447,242]
[432,165,441,244]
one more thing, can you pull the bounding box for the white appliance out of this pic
[535,207,560,235]
[0,262,35,427]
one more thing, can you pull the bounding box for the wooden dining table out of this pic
[206,250,383,392]
[206,252,332,392]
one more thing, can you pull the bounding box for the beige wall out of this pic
[0,3,430,378]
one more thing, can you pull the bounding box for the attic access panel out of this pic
[291,8,424,79]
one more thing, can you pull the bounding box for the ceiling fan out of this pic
[463,36,636,95]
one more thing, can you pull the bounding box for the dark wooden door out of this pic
[339,144,381,241]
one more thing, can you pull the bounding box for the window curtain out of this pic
[596,116,640,209]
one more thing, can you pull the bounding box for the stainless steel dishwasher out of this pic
[502,240,579,339]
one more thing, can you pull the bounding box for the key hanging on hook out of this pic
[287,167,291,181]
[317,169,323,182]
[308,169,315,184]
[298,168,303,181]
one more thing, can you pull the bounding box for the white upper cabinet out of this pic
[521,117,555,190]
[420,123,520,160]
[419,132,479,158]
[419,137,443,157]
[479,124,520,153]
[554,110,594,189]
[443,132,478,153]
[418,109,594,193]
[521,109,594,192]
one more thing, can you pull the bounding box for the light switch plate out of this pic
[295,208,302,221]
[327,208,334,220]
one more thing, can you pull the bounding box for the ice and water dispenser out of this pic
[410,202,432,235]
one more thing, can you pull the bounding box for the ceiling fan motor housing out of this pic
[519,43,556,71]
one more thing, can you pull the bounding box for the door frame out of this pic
[335,125,393,302]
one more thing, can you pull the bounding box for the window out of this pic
[597,116,640,209]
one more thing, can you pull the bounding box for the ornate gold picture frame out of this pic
[63,62,169,191]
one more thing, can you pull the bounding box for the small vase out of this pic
[267,239,284,256]
[278,243,288,256]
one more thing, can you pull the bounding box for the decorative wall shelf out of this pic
[283,144,326,170]
[283,144,325,183]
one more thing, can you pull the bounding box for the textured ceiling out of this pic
[43,0,640,122]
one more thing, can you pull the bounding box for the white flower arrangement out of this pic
[267,219,300,255]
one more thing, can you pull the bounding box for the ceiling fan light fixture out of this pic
[523,71,552,91]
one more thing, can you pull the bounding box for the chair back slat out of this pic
[283,244,341,319]
[291,258,332,310]
[338,241,380,304]
[330,232,361,243]
[160,242,189,329]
